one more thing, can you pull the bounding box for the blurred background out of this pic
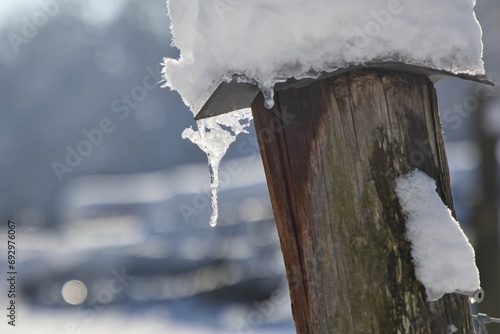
[0,0,498,333]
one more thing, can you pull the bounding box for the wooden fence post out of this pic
[251,69,474,333]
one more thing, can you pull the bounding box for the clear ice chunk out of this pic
[182,109,253,226]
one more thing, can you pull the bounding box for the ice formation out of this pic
[181,109,252,226]
[395,170,480,302]
[163,0,484,226]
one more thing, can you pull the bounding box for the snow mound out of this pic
[395,170,480,302]
[163,0,484,226]
[163,0,484,113]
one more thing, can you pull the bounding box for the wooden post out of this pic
[251,69,474,333]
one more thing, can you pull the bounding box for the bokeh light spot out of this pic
[61,280,88,305]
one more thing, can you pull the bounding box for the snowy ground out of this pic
[0,157,294,334]
[2,308,292,334]
[3,309,215,334]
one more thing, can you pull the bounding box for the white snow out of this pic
[163,0,484,113]
[395,170,480,302]
[448,324,458,334]
[1,308,285,334]
[163,0,484,226]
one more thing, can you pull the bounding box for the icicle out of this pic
[182,109,253,227]
[259,81,277,109]
[208,162,219,227]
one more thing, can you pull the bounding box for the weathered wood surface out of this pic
[251,69,474,333]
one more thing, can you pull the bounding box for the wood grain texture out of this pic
[251,69,474,333]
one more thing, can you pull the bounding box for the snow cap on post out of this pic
[162,0,487,119]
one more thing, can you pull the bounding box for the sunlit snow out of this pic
[163,0,484,113]
[395,170,480,302]
[163,0,484,226]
